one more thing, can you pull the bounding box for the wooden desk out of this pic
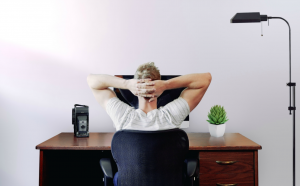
[36,133,262,186]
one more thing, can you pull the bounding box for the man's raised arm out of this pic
[86,74,155,108]
[150,73,212,112]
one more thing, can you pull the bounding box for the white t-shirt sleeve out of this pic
[161,97,190,127]
[106,97,134,130]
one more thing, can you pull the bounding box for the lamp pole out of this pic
[231,13,296,186]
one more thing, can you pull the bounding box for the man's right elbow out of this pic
[87,74,94,88]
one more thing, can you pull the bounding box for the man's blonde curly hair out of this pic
[134,62,161,81]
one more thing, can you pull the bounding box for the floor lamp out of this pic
[231,12,296,186]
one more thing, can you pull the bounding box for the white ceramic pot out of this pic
[208,123,226,137]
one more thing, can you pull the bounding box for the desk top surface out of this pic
[36,133,262,150]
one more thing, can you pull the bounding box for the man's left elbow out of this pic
[206,73,212,85]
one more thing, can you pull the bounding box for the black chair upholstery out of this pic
[100,128,199,186]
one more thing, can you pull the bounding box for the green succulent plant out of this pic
[207,105,229,125]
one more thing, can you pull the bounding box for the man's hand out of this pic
[148,80,166,102]
[127,79,156,98]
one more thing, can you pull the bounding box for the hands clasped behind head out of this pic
[136,79,156,97]
[128,78,158,102]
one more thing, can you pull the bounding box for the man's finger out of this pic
[146,82,155,86]
[137,82,154,87]
[149,97,155,102]
[138,79,151,83]
[146,94,154,97]
[137,83,155,88]
[140,94,155,98]
[137,84,146,89]
[146,89,155,93]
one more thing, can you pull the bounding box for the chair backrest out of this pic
[111,128,189,186]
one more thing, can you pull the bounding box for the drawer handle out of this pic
[216,161,238,165]
[216,184,238,186]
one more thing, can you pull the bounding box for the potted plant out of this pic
[207,105,229,137]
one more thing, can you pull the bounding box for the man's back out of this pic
[106,96,190,131]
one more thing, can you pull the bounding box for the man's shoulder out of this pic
[106,97,135,114]
[159,97,188,108]
[158,97,190,117]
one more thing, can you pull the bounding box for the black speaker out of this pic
[72,104,89,137]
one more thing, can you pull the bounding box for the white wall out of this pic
[1,0,299,185]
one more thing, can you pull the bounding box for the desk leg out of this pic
[254,150,258,186]
[39,150,44,186]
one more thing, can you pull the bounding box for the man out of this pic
[87,62,211,186]
[87,62,212,131]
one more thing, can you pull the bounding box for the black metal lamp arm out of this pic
[268,16,295,115]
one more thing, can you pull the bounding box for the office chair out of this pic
[100,128,199,186]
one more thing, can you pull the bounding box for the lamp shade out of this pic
[231,12,268,23]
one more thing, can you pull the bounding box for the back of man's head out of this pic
[134,62,161,81]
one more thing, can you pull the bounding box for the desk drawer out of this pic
[199,151,254,174]
[200,172,254,185]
